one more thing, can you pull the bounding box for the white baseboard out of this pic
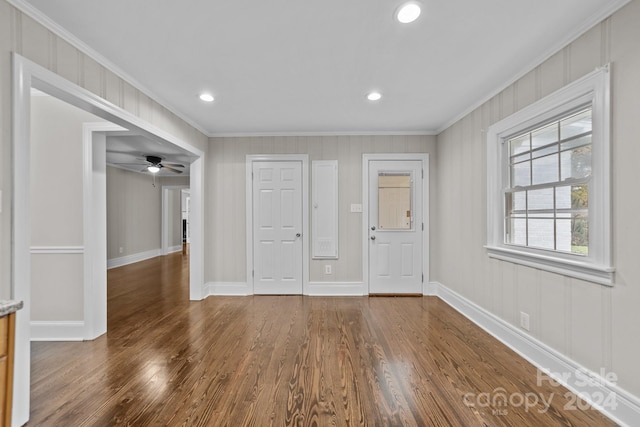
[206,282,251,296]
[31,321,85,341]
[429,281,640,427]
[307,282,366,296]
[168,245,182,253]
[107,249,161,269]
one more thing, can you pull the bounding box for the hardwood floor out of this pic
[30,252,614,426]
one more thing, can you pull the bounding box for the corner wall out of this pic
[434,0,640,398]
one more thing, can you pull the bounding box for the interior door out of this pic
[252,161,303,294]
[369,160,423,294]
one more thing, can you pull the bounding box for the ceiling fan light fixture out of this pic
[199,93,214,102]
[396,1,421,24]
[147,165,160,173]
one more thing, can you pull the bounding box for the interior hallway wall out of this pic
[30,94,106,321]
[433,0,640,398]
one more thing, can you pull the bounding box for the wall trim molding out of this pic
[107,249,161,269]
[30,321,85,342]
[168,245,183,254]
[206,282,251,296]
[30,246,84,254]
[307,282,366,296]
[429,281,640,427]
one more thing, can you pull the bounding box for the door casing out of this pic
[246,155,309,295]
[362,153,430,294]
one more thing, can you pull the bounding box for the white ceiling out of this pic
[21,0,627,136]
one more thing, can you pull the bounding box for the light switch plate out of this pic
[350,203,362,213]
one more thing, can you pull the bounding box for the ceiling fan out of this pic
[116,155,185,174]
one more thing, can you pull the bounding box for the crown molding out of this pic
[209,130,438,138]
[7,0,211,137]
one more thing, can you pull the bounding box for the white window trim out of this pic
[486,65,613,286]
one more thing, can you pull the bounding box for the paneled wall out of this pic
[434,0,640,397]
[0,0,208,298]
[107,166,188,260]
[206,135,436,284]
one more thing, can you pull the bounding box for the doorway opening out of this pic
[12,53,205,425]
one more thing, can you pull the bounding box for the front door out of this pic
[368,160,423,294]
[252,161,303,294]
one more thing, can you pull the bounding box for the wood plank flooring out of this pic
[30,252,614,426]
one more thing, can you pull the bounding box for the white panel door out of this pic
[369,160,423,294]
[253,161,303,294]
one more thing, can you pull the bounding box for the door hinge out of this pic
[421,273,424,283]
[422,222,424,231]
[252,270,254,277]
[251,172,254,180]
[422,169,424,179]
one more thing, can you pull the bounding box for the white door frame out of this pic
[246,155,309,294]
[162,185,189,255]
[12,53,205,427]
[362,153,430,294]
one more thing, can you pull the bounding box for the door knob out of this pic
[370,236,376,240]
[296,233,301,237]
[371,226,376,231]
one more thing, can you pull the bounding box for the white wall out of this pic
[434,0,640,399]
[30,94,106,321]
[205,135,437,284]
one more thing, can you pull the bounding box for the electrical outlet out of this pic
[119,247,124,254]
[325,265,332,274]
[520,312,530,331]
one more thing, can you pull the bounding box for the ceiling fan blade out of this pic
[162,162,185,168]
[114,162,148,166]
[162,165,183,174]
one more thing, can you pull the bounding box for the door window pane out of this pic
[378,174,412,230]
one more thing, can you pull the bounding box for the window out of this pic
[486,66,613,285]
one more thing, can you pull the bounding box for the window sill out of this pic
[485,245,614,286]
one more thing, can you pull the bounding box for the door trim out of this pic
[246,155,309,295]
[362,153,430,294]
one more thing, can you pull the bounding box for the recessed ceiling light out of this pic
[396,2,421,24]
[199,93,214,102]
[367,91,382,101]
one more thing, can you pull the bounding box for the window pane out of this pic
[510,134,530,155]
[532,154,559,185]
[556,219,572,252]
[532,122,558,149]
[507,218,527,246]
[511,161,530,187]
[378,174,411,230]
[528,188,554,211]
[571,213,589,255]
[561,109,592,139]
[512,152,530,164]
[571,184,588,209]
[528,219,555,250]
[561,145,592,180]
